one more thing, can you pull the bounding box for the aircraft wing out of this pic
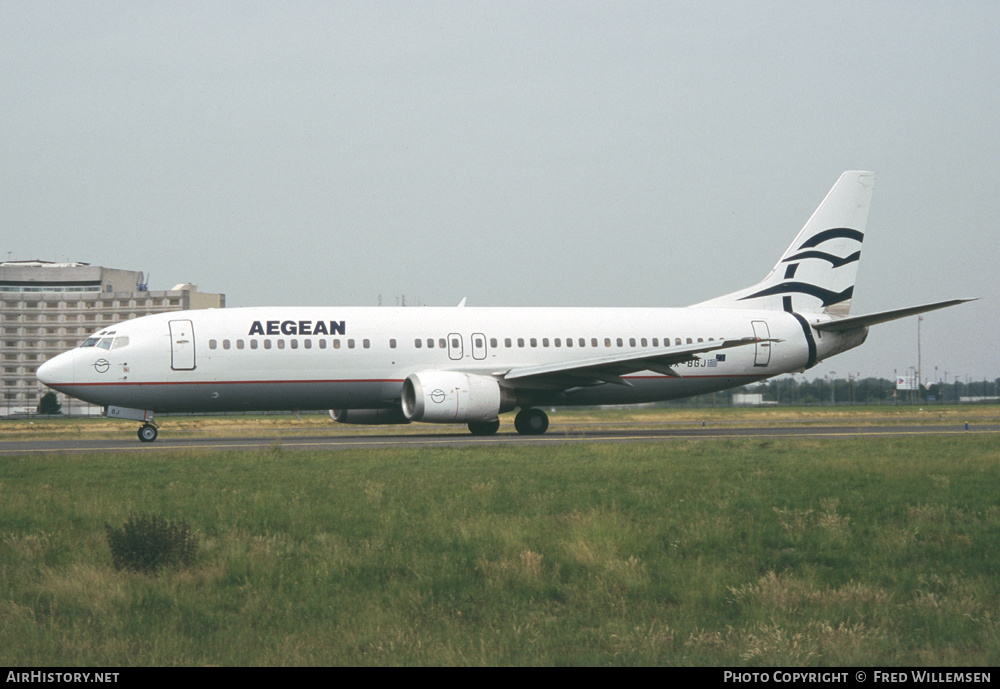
[812,298,976,332]
[495,337,769,389]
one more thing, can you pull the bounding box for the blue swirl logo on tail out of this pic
[739,227,864,311]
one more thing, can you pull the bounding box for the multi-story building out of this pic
[1,260,224,416]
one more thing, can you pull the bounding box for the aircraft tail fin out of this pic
[693,171,875,316]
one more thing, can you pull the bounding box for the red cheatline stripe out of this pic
[51,379,405,387]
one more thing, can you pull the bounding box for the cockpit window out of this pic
[80,330,120,349]
[111,337,129,349]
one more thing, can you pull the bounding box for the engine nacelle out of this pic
[329,408,410,425]
[401,371,516,423]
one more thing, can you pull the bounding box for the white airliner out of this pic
[38,171,972,441]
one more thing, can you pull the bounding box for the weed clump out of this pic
[105,513,198,573]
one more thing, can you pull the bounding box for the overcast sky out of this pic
[3,1,997,383]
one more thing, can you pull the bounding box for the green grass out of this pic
[1,436,998,665]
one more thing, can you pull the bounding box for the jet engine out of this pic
[401,371,516,423]
[329,408,410,425]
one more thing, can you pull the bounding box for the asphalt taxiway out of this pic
[3,422,997,455]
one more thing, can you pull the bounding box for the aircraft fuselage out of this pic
[37,305,855,414]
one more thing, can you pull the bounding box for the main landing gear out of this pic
[138,422,159,443]
[513,408,549,435]
[468,419,501,436]
[466,408,550,436]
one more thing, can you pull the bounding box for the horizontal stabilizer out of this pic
[812,298,976,332]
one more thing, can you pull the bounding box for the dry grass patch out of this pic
[729,571,892,611]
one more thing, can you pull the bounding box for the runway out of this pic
[4,421,997,455]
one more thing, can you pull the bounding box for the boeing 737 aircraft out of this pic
[37,171,972,441]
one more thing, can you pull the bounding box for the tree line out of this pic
[660,375,1000,407]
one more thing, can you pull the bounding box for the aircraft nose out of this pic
[37,352,74,388]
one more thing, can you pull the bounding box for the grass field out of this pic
[1,415,999,665]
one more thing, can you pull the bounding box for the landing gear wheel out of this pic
[514,408,549,435]
[138,423,158,443]
[468,419,501,436]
